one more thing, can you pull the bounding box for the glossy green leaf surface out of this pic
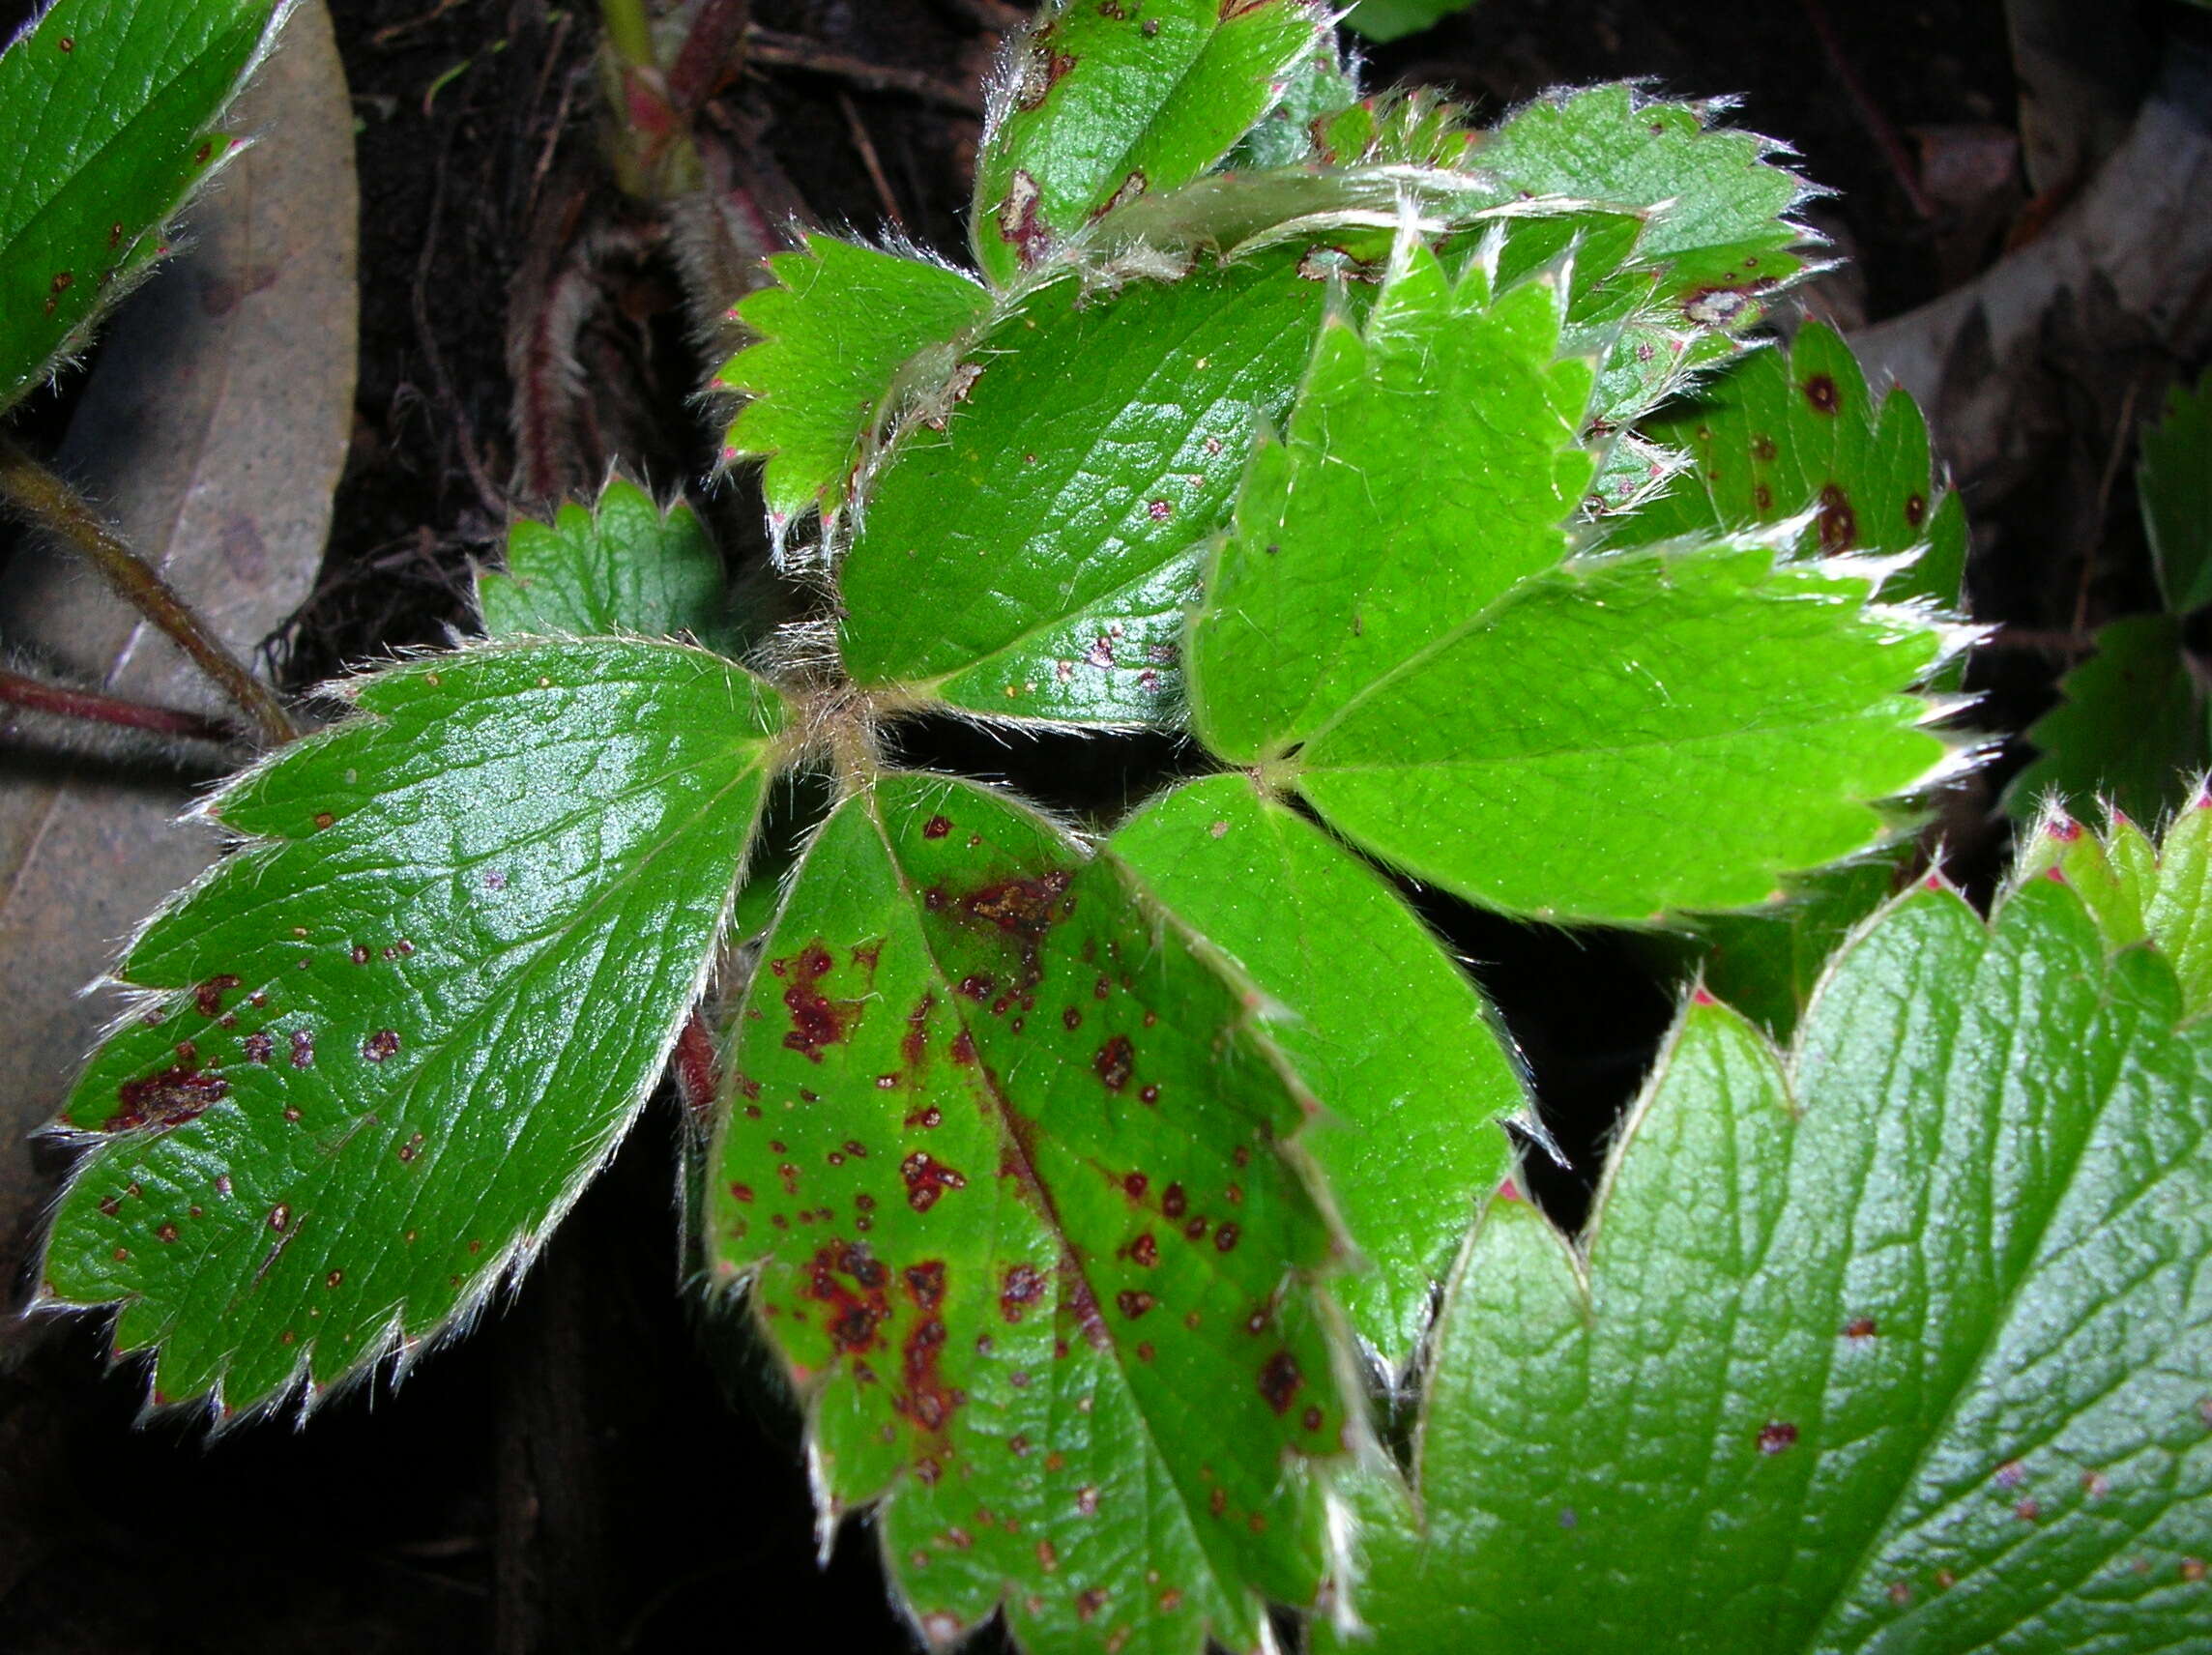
[1631,323,1966,610]
[478,477,727,645]
[1336,855,2212,1652]
[40,642,784,1413]
[2010,613,2206,828]
[706,773,1352,1655]
[713,234,992,529]
[971,0,1323,285]
[1294,540,1946,921]
[840,254,1325,724]
[0,0,278,413]
[2141,367,2212,613]
[1188,239,1594,764]
[1110,774,1522,1363]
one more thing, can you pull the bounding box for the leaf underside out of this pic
[1335,827,2212,1652]
[707,773,1352,1655]
[0,0,277,413]
[40,642,783,1414]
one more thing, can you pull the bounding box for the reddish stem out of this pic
[1799,0,1936,220]
[673,1011,720,1126]
[668,0,750,114]
[0,667,239,742]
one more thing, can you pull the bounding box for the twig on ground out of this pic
[742,25,981,114]
[1800,0,1936,220]
[839,92,906,229]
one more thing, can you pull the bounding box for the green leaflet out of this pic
[1110,775,1523,1364]
[1293,541,1946,921]
[2009,613,2207,828]
[0,0,278,413]
[1475,83,1807,295]
[478,476,728,645]
[40,643,784,1414]
[971,0,1323,286]
[713,234,992,530]
[1333,841,2212,1652]
[706,774,1352,1655]
[839,253,1326,725]
[2143,368,2212,614]
[1188,238,1594,764]
[1631,322,1969,610]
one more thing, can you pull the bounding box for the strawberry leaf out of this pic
[713,234,992,534]
[838,252,1326,726]
[1189,237,1949,922]
[478,476,729,645]
[1333,830,2212,1652]
[706,772,1353,1655]
[971,0,1324,285]
[38,642,786,1415]
[1110,774,1524,1364]
[0,0,282,413]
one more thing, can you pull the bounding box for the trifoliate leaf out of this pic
[972,0,1324,285]
[1333,846,2212,1652]
[39,642,786,1414]
[713,235,992,533]
[706,773,1353,1655]
[2009,613,2206,828]
[1189,237,1946,923]
[0,0,281,412]
[1110,774,1523,1363]
[1188,239,1594,765]
[478,476,727,645]
[2141,366,2212,614]
[839,252,1326,725]
[1631,322,1968,609]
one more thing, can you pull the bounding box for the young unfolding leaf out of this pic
[1110,775,1522,1363]
[713,235,992,532]
[706,773,1353,1655]
[478,476,728,645]
[2021,798,2212,1017]
[971,0,1324,286]
[2009,613,2206,828]
[39,643,785,1414]
[2142,368,2212,614]
[1333,839,2212,1653]
[839,253,1326,725]
[0,0,281,413]
[1630,322,1969,610]
[1190,240,1947,923]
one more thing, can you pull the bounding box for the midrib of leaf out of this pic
[1792,908,2140,1651]
[873,792,1269,1615]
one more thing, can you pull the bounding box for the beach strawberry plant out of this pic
[17,2,2212,1651]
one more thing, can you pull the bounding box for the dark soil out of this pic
[3,1,2204,1651]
